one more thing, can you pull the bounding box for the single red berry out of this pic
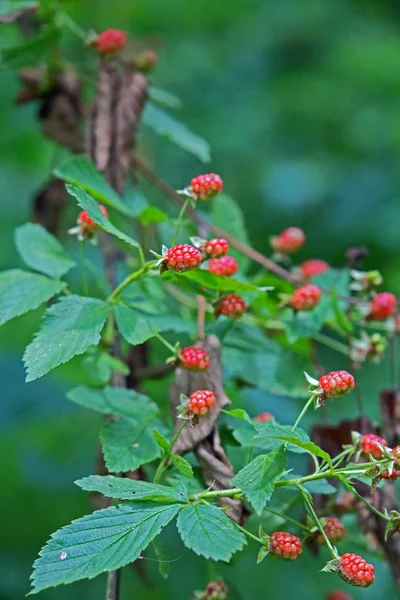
[254,412,273,423]
[209,256,239,277]
[78,205,108,230]
[269,531,302,561]
[360,433,388,459]
[215,294,247,319]
[327,592,354,600]
[335,492,356,515]
[96,29,127,55]
[370,292,397,321]
[317,517,346,545]
[187,390,216,416]
[179,346,210,372]
[190,173,223,200]
[271,227,305,254]
[319,371,355,399]
[338,553,375,588]
[204,581,227,600]
[291,284,321,311]
[300,258,330,279]
[392,446,400,463]
[381,469,400,480]
[165,244,202,272]
[204,238,230,258]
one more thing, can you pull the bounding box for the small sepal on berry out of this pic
[256,546,270,564]
[384,510,400,540]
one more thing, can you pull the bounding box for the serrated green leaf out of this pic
[153,430,171,452]
[222,408,255,426]
[179,269,267,293]
[170,455,193,478]
[66,185,139,248]
[30,502,181,594]
[142,103,211,163]
[248,423,310,454]
[67,385,154,419]
[303,480,336,495]
[0,270,65,326]
[75,475,188,503]
[211,195,250,272]
[114,304,160,345]
[257,546,269,564]
[177,504,246,562]
[54,156,135,217]
[138,206,168,225]
[271,436,333,468]
[231,446,287,514]
[146,314,197,334]
[15,223,76,279]
[1,25,59,69]
[23,296,111,381]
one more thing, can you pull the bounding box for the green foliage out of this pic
[67,385,152,418]
[177,504,246,562]
[113,304,160,345]
[75,475,188,503]
[211,195,250,272]
[170,455,193,478]
[30,503,181,594]
[15,224,76,279]
[0,25,59,69]
[231,446,287,514]
[178,269,268,293]
[23,296,111,381]
[272,436,333,468]
[0,270,65,326]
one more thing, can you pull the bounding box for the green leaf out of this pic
[153,430,171,452]
[75,475,188,503]
[271,437,333,468]
[15,223,76,279]
[177,504,246,562]
[179,269,268,293]
[246,423,310,454]
[303,480,336,495]
[54,156,135,217]
[147,314,197,335]
[137,206,169,225]
[142,103,211,163]
[222,408,255,426]
[170,455,193,478]
[67,385,154,419]
[1,25,59,69]
[114,304,160,346]
[30,503,181,594]
[66,185,139,248]
[23,296,111,381]
[0,270,65,326]
[211,195,250,272]
[148,86,182,109]
[230,446,287,514]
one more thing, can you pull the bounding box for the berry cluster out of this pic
[269,531,302,561]
[381,469,400,481]
[338,553,375,588]
[291,283,321,311]
[209,256,238,277]
[179,346,210,372]
[360,433,387,459]
[190,173,223,200]
[96,29,127,55]
[300,258,330,279]
[317,517,346,545]
[369,292,397,321]
[187,390,216,416]
[164,244,202,272]
[319,371,355,399]
[203,238,230,258]
[271,227,305,254]
[215,294,247,319]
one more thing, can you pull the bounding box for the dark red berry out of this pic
[187,390,216,416]
[327,592,354,600]
[96,29,127,55]
[269,531,302,560]
[338,553,375,588]
[204,238,230,258]
[78,205,108,230]
[254,412,273,423]
[179,346,210,372]
[370,292,396,321]
[204,580,227,600]
[317,517,346,545]
[360,433,388,459]
[291,284,321,311]
[209,256,239,277]
[215,294,247,319]
[190,173,223,200]
[319,371,355,399]
[165,244,202,272]
[381,469,400,480]
[300,258,330,279]
[271,227,305,254]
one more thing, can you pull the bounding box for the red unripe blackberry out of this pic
[215,294,247,319]
[190,173,223,200]
[319,371,355,399]
[338,553,375,588]
[300,258,330,279]
[96,29,127,55]
[254,412,273,423]
[269,531,302,560]
[327,592,354,600]
[78,205,108,230]
[187,390,216,416]
[291,284,321,311]
[204,238,230,258]
[381,469,400,480]
[370,292,397,321]
[317,517,346,545]
[360,433,388,459]
[271,227,305,254]
[165,244,202,272]
[209,256,239,277]
[204,580,227,600]
[179,346,210,372]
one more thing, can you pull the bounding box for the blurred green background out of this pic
[1,0,400,598]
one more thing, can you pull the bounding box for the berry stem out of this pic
[171,197,191,246]
[155,333,177,355]
[233,522,263,544]
[263,506,311,532]
[300,487,338,559]
[312,332,349,355]
[58,12,88,40]
[341,480,390,521]
[153,420,187,484]
[79,240,89,296]
[107,260,156,302]
[292,396,314,433]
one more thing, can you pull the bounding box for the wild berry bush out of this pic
[1,4,400,600]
